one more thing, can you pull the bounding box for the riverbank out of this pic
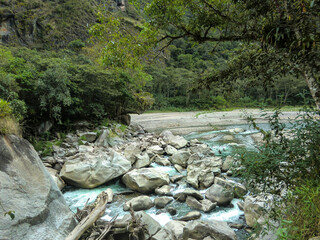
[131,109,299,135]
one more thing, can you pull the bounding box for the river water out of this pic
[63,123,270,237]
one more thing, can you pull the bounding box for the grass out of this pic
[0,117,21,136]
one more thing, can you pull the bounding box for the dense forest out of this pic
[0,0,314,137]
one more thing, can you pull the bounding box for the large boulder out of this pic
[214,177,247,198]
[122,168,170,193]
[182,220,237,240]
[123,196,154,211]
[243,196,266,228]
[123,142,141,163]
[169,150,190,168]
[0,135,76,240]
[160,130,188,149]
[152,221,186,240]
[60,149,131,188]
[187,156,222,189]
[117,211,161,240]
[205,184,234,206]
[186,196,216,213]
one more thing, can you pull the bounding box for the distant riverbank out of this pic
[131,109,299,135]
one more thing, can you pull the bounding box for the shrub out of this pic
[0,99,21,136]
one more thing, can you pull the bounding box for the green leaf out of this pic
[4,210,15,220]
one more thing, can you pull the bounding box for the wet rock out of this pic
[177,211,201,221]
[167,207,177,216]
[229,128,245,133]
[237,201,244,211]
[205,184,234,206]
[154,197,173,208]
[0,135,76,240]
[155,185,172,196]
[182,220,237,240]
[60,149,131,188]
[173,188,203,202]
[122,168,170,193]
[123,196,154,211]
[169,150,190,168]
[223,135,235,141]
[165,145,178,155]
[160,130,188,149]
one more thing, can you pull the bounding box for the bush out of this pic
[0,99,21,135]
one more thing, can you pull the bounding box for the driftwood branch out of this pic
[65,191,110,240]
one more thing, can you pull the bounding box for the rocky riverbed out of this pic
[36,117,277,240]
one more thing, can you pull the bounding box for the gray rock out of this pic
[243,196,266,228]
[182,220,237,240]
[124,142,141,163]
[165,145,178,155]
[154,197,173,208]
[173,188,204,202]
[169,150,190,168]
[154,155,171,166]
[160,130,188,149]
[170,174,184,183]
[79,132,97,142]
[186,196,216,213]
[0,135,76,240]
[147,145,165,155]
[222,135,234,141]
[95,129,109,147]
[222,156,234,172]
[46,167,65,190]
[177,211,201,221]
[123,196,154,211]
[155,185,172,196]
[152,220,187,240]
[167,207,177,216]
[134,152,151,168]
[60,149,131,188]
[119,211,161,239]
[122,168,170,193]
[214,177,247,198]
[174,164,185,173]
[205,184,234,206]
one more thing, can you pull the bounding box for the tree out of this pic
[131,0,320,108]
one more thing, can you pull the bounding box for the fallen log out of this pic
[65,191,109,240]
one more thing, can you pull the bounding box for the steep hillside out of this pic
[0,0,123,48]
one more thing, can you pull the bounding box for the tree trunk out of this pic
[302,71,320,109]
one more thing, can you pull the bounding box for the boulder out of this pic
[214,177,247,198]
[95,129,109,147]
[118,211,161,239]
[243,196,266,228]
[182,220,237,240]
[124,142,141,163]
[173,188,203,202]
[165,145,178,155]
[122,168,170,193]
[229,128,245,133]
[167,207,177,216]
[154,197,173,208]
[169,150,190,168]
[46,167,65,190]
[186,196,216,213]
[160,130,188,149]
[177,211,201,221]
[152,221,186,240]
[123,196,154,211]
[154,155,171,166]
[134,152,151,168]
[187,157,222,189]
[60,149,131,188]
[205,184,234,206]
[170,174,184,183]
[0,135,76,240]
[155,185,172,196]
[222,135,234,141]
[222,156,234,172]
[147,145,165,155]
